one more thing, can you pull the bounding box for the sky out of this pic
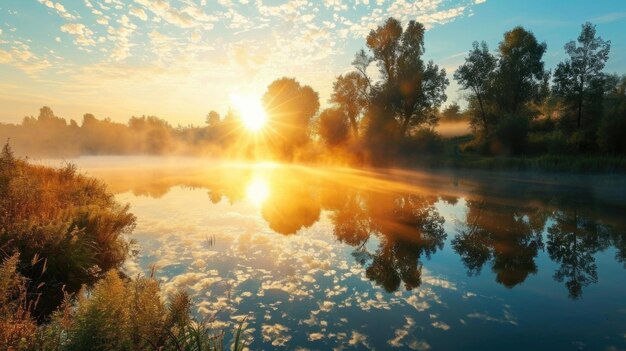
[1,0,625,126]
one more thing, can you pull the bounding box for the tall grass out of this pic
[1,142,136,318]
[0,143,247,350]
[0,261,247,351]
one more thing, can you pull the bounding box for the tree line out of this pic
[2,18,625,164]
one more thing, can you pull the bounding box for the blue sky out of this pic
[1,0,625,125]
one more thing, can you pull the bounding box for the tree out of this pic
[553,22,611,130]
[262,78,320,159]
[363,18,449,137]
[598,74,626,153]
[205,110,220,128]
[330,72,369,137]
[454,41,497,134]
[495,26,547,115]
[317,108,349,147]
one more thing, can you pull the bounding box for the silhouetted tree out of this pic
[331,72,369,137]
[317,108,350,147]
[454,41,497,134]
[439,102,464,122]
[494,26,547,115]
[206,110,220,128]
[262,78,320,160]
[363,18,449,137]
[553,23,611,132]
[598,74,626,153]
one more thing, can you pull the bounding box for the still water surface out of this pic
[65,157,626,350]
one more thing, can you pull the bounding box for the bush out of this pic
[0,264,247,351]
[598,108,626,153]
[528,131,569,155]
[399,128,444,157]
[493,114,530,155]
[0,143,136,317]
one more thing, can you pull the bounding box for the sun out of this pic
[230,94,267,132]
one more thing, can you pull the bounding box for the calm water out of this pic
[63,157,626,350]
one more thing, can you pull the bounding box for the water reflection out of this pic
[76,158,626,299]
[452,200,545,288]
[68,157,626,350]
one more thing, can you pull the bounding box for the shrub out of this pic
[0,143,136,317]
[598,108,626,153]
[493,114,530,155]
[399,128,444,157]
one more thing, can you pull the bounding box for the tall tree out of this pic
[495,26,547,114]
[454,41,497,134]
[553,22,611,130]
[317,108,349,147]
[330,72,369,137]
[364,18,449,137]
[262,77,320,159]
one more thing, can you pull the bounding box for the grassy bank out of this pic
[423,135,626,173]
[0,144,246,350]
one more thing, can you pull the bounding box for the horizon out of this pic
[1,0,626,126]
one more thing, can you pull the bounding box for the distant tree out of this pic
[553,22,611,131]
[364,18,449,137]
[439,102,464,122]
[318,108,349,147]
[205,110,220,128]
[454,41,497,134]
[494,26,547,115]
[262,78,320,159]
[331,72,369,137]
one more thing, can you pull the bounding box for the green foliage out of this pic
[495,26,547,115]
[493,114,530,156]
[0,144,136,316]
[0,267,247,351]
[598,75,626,153]
[553,22,611,133]
[454,41,497,134]
[42,270,246,351]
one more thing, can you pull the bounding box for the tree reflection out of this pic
[547,210,611,299]
[84,162,626,298]
[333,192,446,292]
[452,201,546,288]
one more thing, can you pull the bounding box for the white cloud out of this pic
[38,0,77,20]
[60,23,96,46]
[129,7,148,21]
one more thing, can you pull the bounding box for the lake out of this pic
[53,157,626,350]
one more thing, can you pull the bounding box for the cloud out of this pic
[261,324,292,347]
[129,7,148,21]
[107,15,137,61]
[61,23,96,46]
[37,0,77,20]
[133,0,215,29]
[591,12,626,24]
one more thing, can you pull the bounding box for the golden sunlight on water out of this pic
[246,176,270,206]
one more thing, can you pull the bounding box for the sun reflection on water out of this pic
[246,176,270,206]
